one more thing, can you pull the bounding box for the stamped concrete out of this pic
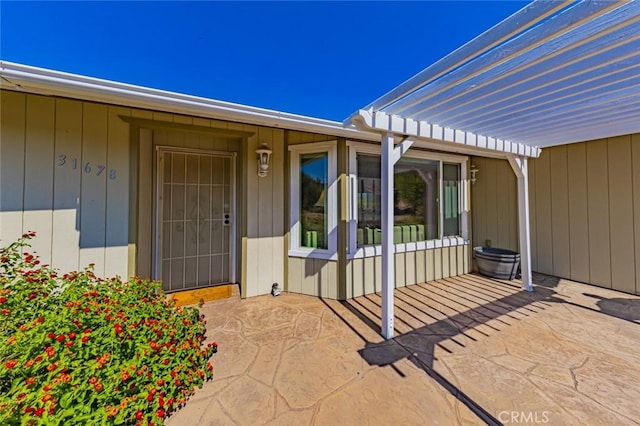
[166,273,640,425]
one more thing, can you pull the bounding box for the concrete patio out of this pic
[167,274,640,425]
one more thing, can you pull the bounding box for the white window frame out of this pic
[347,141,469,259]
[289,141,338,260]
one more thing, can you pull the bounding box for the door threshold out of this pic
[169,284,237,307]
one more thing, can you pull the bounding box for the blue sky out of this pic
[1,1,526,121]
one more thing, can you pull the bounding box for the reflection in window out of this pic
[357,155,382,245]
[443,163,461,237]
[395,157,439,241]
[300,153,328,249]
[356,154,444,246]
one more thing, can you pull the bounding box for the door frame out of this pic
[154,146,237,289]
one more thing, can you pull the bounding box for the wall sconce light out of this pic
[256,143,272,178]
[470,164,479,184]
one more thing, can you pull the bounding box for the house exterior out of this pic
[2,2,639,339]
[473,134,640,296]
[0,63,492,301]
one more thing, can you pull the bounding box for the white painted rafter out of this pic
[426,44,640,128]
[352,109,541,158]
[366,1,573,111]
[397,3,639,120]
[352,1,640,149]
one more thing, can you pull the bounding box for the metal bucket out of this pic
[473,246,520,280]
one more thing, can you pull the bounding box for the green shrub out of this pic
[0,233,217,425]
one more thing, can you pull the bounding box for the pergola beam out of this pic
[353,109,541,158]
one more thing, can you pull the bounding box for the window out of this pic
[300,153,328,249]
[356,154,381,245]
[353,148,465,250]
[289,142,337,258]
[289,141,464,259]
[395,157,439,241]
[443,163,461,237]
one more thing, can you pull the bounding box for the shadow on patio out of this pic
[320,274,562,425]
[327,273,640,425]
[169,273,640,426]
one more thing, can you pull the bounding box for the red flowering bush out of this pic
[0,234,217,425]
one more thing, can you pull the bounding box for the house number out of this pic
[57,154,116,180]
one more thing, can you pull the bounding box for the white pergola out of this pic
[347,0,640,339]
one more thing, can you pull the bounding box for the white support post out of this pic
[507,154,533,292]
[381,133,395,339]
[381,134,414,339]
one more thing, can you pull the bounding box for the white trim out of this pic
[348,145,358,255]
[351,110,541,158]
[392,138,415,164]
[0,61,383,143]
[288,141,338,259]
[460,159,470,242]
[439,160,444,240]
[348,236,469,259]
[507,154,533,292]
[347,141,469,260]
[347,140,469,163]
[287,250,337,261]
[229,155,237,284]
[381,133,395,339]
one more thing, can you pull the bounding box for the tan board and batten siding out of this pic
[1,92,130,277]
[288,236,470,300]
[2,90,470,299]
[470,157,518,251]
[472,132,640,295]
[0,91,284,298]
[346,246,470,299]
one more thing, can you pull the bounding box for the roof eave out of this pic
[0,61,383,142]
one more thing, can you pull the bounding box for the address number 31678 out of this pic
[57,154,116,180]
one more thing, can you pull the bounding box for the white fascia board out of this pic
[352,109,541,158]
[0,61,382,142]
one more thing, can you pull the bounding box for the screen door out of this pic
[157,149,234,292]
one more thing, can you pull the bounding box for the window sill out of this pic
[348,236,469,259]
[288,249,337,261]
[289,237,468,261]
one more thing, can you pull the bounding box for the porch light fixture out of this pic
[256,143,272,177]
[470,164,479,184]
